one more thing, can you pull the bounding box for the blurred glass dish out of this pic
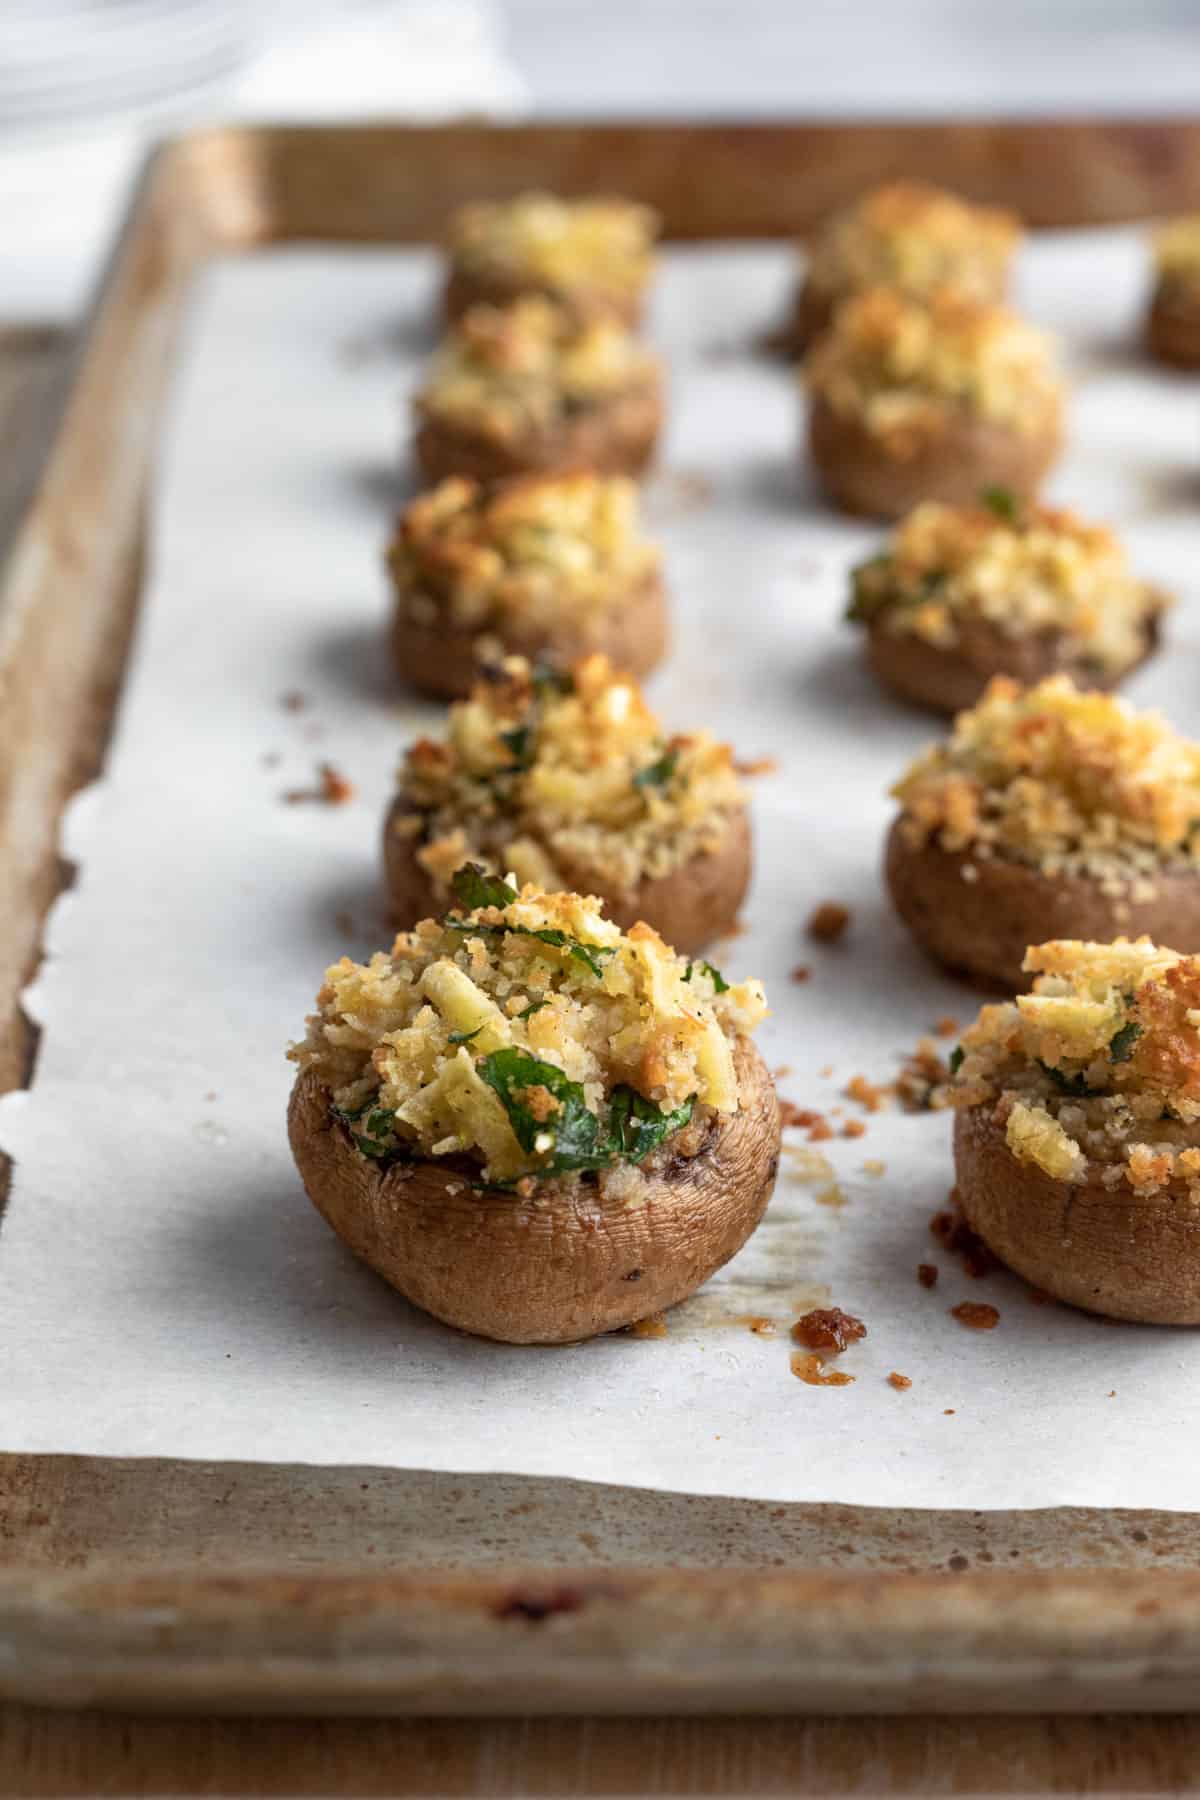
[0,0,259,140]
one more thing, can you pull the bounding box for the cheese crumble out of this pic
[948,938,1200,1194]
[447,192,658,301]
[394,653,746,897]
[851,498,1164,673]
[892,677,1200,885]
[806,181,1020,308]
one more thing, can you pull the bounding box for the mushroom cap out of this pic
[807,391,1060,521]
[288,1034,781,1344]
[389,568,668,700]
[383,797,751,958]
[955,1102,1200,1324]
[885,816,1200,992]
[413,376,663,487]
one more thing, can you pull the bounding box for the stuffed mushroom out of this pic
[806,286,1062,520]
[887,676,1200,990]
[384,653,751,954]
[288,865,780,1344]
[412,296,663,486]
[947,937,1200,1323]
[386,471,667,698]
[442,191,659,328]
[848,492,1166,715]
[1146,215,1200,369]
[780,180,1020,356]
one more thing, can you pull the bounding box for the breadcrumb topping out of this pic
[892,677,1200,884]
[417,297,659,444]
[447,192,658,299]
[850,498,1163,672]
[947,937,1200,1194]
[290,871,767,1183]
[394,653,746,897]
[807,286,1061,441]
[387,472,658,635]
[806,182,1020,307]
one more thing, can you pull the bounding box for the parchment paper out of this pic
[4,235,1200,1508]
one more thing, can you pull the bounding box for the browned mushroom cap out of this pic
[443,265,646,330]
[1147,286,1200,369]
[885,818,1200,992]
[383,798,751,958]
[865,609,1161,717]
[955,1103,1200,1324]
[807,392,1060,522]
[288,1035,781,1345]
[389,569,669,700]
[414,379,663,488]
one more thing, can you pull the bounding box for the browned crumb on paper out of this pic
[790,964,812,984]
[845,1073,887,1113]
[930,1193,996,1278]
[807,901,851,943]
[629,1313,668,1339]
[779,1100,834,1142]
[791,1307,867,1352]
[333,910,356,936]
[951,1301,1000,1331]
[740,1315,777,1337]
[895,1037,952,1110]
[284,762,355,806]
[280,690,308,712]
[887,1371,913,1391]
[791,1351,855,1387]
[934,1016,959,1037]
[842,1118,866,1139]
[735,755,779,777]
[917,1262,939,1289]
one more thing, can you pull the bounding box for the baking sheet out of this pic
[3,234,1200,1508]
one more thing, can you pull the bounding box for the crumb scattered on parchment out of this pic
[862,1158,886,1177]
[931,1194,996,1277]
[774,1063,793,1079]
[792,1307,867,1352]
[741,1315,777,1337]
[845,1074,886,1113]
[261,751,282,769]
[1108,1390,1116,1398]
[790,964,812,983]
[652,467,715,513]
[791,1352,855,1387]
[934,1016,959,1038]
[815,1183,847,1209]
[779,1100,834,1141]
[951,1301,1000,1331]
[280,690,307,712]
[888,1371,912,1391]
[842,1118,866,1140]
[333,910,355,936]
[944,1408,956,1416]
[628,1314,668,1340]
[819,1063,833,1078]
[807,901,851,943]
[284,762,355,806]
[918,1263,939,1289]
[735,755,779,777]
[203,1091,218,1103]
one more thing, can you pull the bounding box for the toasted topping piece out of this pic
[397,654,745,897]
[807,286,1061,439]
[290,866,767,1184]
[416,296,659,443]
[947,937,1200,1193]
[1154,215,1200,288]
[387,473,658,634]
[893,677,1200,882]
[806,182,1020,307]
[447,192,658,298]
[850,497,1164,672]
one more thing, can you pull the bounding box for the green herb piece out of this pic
[446,914,615,980]
[683,959,730,994]
[450,863,517,911]
[448,1026,483,1047]
[981,485,1020,524]
[608,1086,695,1161]
[531,662,573,698]
[332,1099,401,1161]
[478,1048,611,1172]
[519,997,549,1019]
[1109,1021,1142,1063]
[948,1046,964,1075]
[1037,1059,1098,1098]
[499,723,534,767]
[633,747,680,790]
[846,554,890,624]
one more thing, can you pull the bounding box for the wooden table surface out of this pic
[4,329,1200,1800]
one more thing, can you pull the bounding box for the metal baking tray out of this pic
[4,118,1200,1715]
